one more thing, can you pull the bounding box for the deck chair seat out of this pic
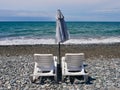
[61,53,88,82]
[31,54,57,82]
[67,66,83,71]
[37,65,54,71]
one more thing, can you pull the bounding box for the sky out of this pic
[0,0,120,21]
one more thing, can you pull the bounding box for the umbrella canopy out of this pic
[56,9,70,64]
[56,9,69,43]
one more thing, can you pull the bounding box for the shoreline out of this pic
[0,43,120,58]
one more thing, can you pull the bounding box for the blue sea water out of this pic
[0,21,120,45]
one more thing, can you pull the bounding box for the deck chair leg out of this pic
[33,62,38,82]
[62,76,65,81]
[83,75,88,82]
[54,76,57,82]
[39,76,42,83]
[32,76,36,82]
[32,75,39,82]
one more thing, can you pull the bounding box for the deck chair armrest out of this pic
[33,62,40,76]
[61,57,66,75]
[62,57,68,70]
[61,57,65,68]
[53,56,57,67]
[34,62,38,70]
[53,56,57,75]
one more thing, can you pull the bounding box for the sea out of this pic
[0,21,120,45]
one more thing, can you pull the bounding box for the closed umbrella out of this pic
[56,9,70,65]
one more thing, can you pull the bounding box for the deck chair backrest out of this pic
[65,53,85,67]
[34,54,54,67]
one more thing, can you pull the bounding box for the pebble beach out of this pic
[0,44,120,90]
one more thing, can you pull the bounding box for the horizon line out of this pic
[0,20,120,22]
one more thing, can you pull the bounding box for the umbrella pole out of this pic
[58,42,62,81]
[56,42,61,82]
[58,42,61,65]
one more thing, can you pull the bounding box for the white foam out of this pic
[0,37,120,45]
[0,38,55,45]
[65,37,120,44]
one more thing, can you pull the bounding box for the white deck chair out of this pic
[31,54,57,82]
[61,53,88,82]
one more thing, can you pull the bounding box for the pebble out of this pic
[95,83,101,88]
[24,85,29,90]
[0,55,120,89]
[7,84,11,89]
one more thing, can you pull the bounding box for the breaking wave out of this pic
[0,37,120,45]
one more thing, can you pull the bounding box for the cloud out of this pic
[0,0,120,11]
[94,8,120,13]
[0,0,120,21]
[0,0,106,11]
[0,10,51,16]
[0,10,53,21]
